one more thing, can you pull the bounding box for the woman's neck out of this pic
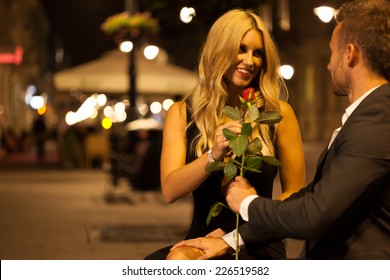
[226,85,242,107]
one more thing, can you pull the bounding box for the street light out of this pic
[119,41,133,53]
[180,7,196,23]
[279,64,294,80]
[144,45,159,60]
[101,1,159,121]
[314,6,336,23]
[126,0,139,121]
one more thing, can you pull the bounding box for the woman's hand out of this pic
[212,121,241,161]
[170,237,229,260]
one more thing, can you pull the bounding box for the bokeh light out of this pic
[162,99,174,111]
[150,101,162,114]
[180,7,196,23]
[279,65,294,80]
[30,96,45,109]
[101,117,112,129]
[144,45,159,60]
[119,41,133,53]
[313,6,336,23]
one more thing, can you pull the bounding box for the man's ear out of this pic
[346,44,359,67]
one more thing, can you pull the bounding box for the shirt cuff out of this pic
[239,195,259,221]
[222,230,244,251]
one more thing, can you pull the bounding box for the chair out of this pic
[84,133,111,168]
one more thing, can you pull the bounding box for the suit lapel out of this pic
[311,83,390,187]
[310,146,329,187]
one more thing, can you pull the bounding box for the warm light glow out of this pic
[101,117,112,129]
[180,7,196,23]
[89,108,98,119]
[79,96,96,117]
[119,41,133,53]
[37,105,47,115]
[55,48,64,63]
[96,94,107,107]
[25,85,37,105]
[65,96,97,125]
[137,102,149,116]
[65,111,77,125]
[162,99,174,111]
[144,45,159,60]
[280,65,294,80]
[110,113,118,123]
[103,106,114,117]
[116,111,127,122]
[150,101,162,114]
[314,6,336,23]
[30,96,45,110]
[114,102,126,113]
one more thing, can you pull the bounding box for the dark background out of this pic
[39,0,263,71]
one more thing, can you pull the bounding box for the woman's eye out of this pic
[239,45,264,58]
[239,45,247,53]
[254,49,264,58]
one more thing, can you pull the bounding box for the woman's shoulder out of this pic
[166,101,187,122]
[277,99,296,117]
[168,100,186,114]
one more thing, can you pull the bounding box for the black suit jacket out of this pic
[239,83,390,259]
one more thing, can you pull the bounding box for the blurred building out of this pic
[268,0,350,142]
[0,0,52,145]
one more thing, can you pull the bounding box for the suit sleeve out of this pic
[239,92,390,242]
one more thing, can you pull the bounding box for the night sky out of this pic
[39,0,262,71]
[40,0,124,69]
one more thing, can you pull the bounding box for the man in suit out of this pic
[171,0,390,259]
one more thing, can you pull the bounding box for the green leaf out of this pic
[229,135,248,157]
[248,104,259,122]
[257,111,283,125]
[222,128,238,140]
[222,106,241,120]
[238,95,246,104]
[205,161,226,172]
[246,156,263,170]
[248,137,262,155]
[241,123,252,136]
[244,167,262,173]
[206,202,229,225]
[262,156,281,166]
[224,159,238,179]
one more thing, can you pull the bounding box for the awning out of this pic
[53,49,198,96]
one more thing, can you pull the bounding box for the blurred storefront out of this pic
[0,0,55,158]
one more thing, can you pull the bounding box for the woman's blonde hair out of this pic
[185,9,288,157]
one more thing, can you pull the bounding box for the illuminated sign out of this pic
[0,46,23,65]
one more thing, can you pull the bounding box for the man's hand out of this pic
[226,176,257,212]
[170,237,229,260]
[205,228,226,238]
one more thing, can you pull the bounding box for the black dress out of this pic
[144,107,286,260]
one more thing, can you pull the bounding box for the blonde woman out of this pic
[144,9,305,260]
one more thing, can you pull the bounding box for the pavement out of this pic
[0,142,325,260]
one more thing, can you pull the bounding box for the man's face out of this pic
[327,23,351,97]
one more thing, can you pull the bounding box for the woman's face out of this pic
[226,28,264,92]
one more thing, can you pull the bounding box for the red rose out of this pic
[241,87,255,102]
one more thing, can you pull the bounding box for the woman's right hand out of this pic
[212,121,242,161]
